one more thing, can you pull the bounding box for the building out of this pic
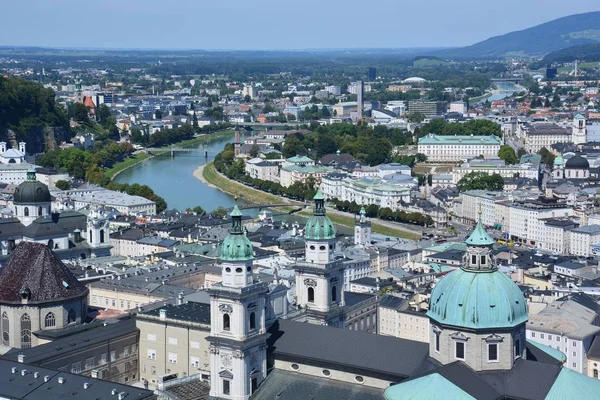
[245,158,279,183]
[137,302,211,386]
[0,142,27,164]
[0,162,39,185]
[61,188,157,215]
[407,101,447,116]
[526,294,600,374]
[207,205,268,399]
[451,156,540,184]
[279,164,333,188]
[521,123,572,153]
[332,102,358,117]
[0,242,88,349]
[5,317,139,384]
[417,134,501,162]
[378,295,430,343]
[0,358,155,400]
[356,80,364,120]
[570,225,600,257]
[449,101,467,114]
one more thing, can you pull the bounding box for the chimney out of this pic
[91,370,99,379]
[178,291,184,305]
[159,309,167,320]
[57,377,65,384]
[44,375,51,382]
[118,393,128,400]
[84,382,91,389]
[17,354,25,363]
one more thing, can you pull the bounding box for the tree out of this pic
[498,145,518,165]
[190,206,205,215]
[130,128,146,145]
[55,180,69,190]
[192,112,199,129]
[517,148,527,158]
[154,110,162,120]
[407,112,425,123]
[282,136,306,158]
[244,95,251,103]
[69,103,90,123]
[538,147,555,166]
[457,172,504,192]
[249,144,260,158]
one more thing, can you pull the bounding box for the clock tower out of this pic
[354,206,371,246]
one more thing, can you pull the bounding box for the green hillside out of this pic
[429,11,600,59]
[539,43,600,64]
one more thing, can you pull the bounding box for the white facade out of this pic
[570,225,600,257]
[417,134,501,162]
[245,158,279,183]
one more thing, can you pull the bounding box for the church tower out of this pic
[427,210,528,372]
[354,206,371,246]
[234,126,241,157]
[293,189,345,326]
[85,205,111,257]
[572,113,587,145]
[208,206,268,400]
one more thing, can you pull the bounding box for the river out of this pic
[114,133,242,212]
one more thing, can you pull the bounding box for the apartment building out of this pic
[245,158,279,183]
[137,302,211,387]
[378,295,430,343]
[570,225,600,257]
[417,134,501,162]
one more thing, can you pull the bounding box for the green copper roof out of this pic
[384,373,475,400]
[426,267,528,329]
[221,206,254,261]
[545,367,600,400]
[574,113,585,120]
[286,155,313,163]
[465,218,495,247]
[527,339,567,363]
[553,156,564,166]
[418,134,501,146]
[304,189,336,240]
[359,206,366,215]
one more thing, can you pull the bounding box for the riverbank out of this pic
[202,162,421,239]
[106,130,235,180]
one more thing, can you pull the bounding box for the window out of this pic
[573,341,577,347]
[556,336,560,341]
[435,332,440,353]
[147,333,156,341]
[147,349,156,360]
[480,255,486,265]
[191,356,200,368]
[308,287,314,303]
[594,369,598,378]
[131,344,136,354]
[290,363,299,371]
[190,341,200,349]
[124,346,130,357]
[24,208,29,217]
[488,343,498,362]
[515,339,521,359]
[355,375,364,383]
[168,337,178,345]
[249,312,256,331]
[100,230,105,243]
[331,286,337,302]
[67,309,76,324]
[223,380,230,395]
[573,351,577,357]
[71,361,82,374]
[455,342,465,360]
[44,312,56,328]
[573,362,577,368]
[168,352,177,364]
[471,255,477,264]
[322,369,331,377]
[110,350,116,362]
[38,206,43,216]
[223,314,230,331]
[100,353,107,365]
[541,334,545,339]
[85,357,95,370]
[2,312,9,346]
[252,377,258,393]
[548,335,552,340]
[531,332,535,338]
[20,314,31,349]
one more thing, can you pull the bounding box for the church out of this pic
[0,168,111,260]
[206,196,600,399]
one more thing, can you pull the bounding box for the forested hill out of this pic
[430,11,600,59]
[0,77,71,152]
[538,43,600,64]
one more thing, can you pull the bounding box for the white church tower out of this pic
[354,206,371,246]
[208,206,268,400]
[85,205,111,257]
[293,189,345,327]
[572,113,587,145]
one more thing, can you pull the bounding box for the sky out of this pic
[1,0,598,50]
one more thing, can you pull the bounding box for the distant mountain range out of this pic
[538,43,600,64]
[429,11,600,59]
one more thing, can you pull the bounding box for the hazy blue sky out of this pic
[1,1,598,50]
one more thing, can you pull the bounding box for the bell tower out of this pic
[572,113,587,145]
[293,190,345,326]
[208,206,268,400]
[354,206,371,246]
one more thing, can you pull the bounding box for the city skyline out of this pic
[1,1,598,50]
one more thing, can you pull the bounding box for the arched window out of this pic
[594,369,598,379]
[67,309,76,324]
[100,230,105,244]
[223,314,230,331]
[24,208,29,217]
[44,312,56,328]
[48,239,54,249]
[249,312,256,331]
[331,286,337,302]
[308,287,314,303]
[2,312,9,346]
[21,314,31,349]
[38,206,43,216]
[89,229,93,243]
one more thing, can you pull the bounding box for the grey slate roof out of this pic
[140,301,211,324]
[0,358,154,400]
[267,319,436,379]
[250,368,382,400]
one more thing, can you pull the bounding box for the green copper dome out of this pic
[220,205,254,261]
[304,189,336,241]
[554,156,564,166]
[465,218,495,247]
[426,267,528,329]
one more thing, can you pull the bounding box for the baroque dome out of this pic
[220,205,254,262]
[304,189,336,241]
[565,154,589,170]
[14,169,51,204]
